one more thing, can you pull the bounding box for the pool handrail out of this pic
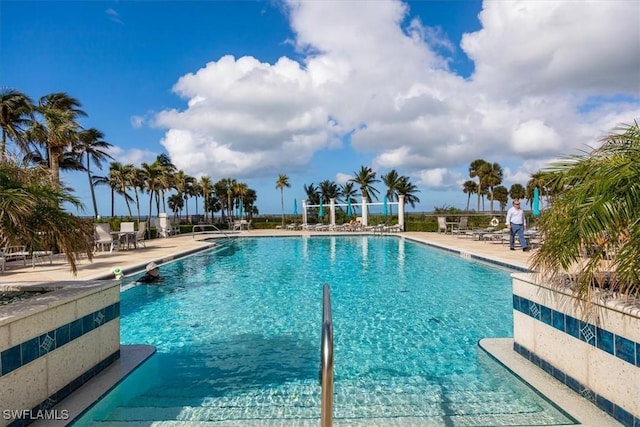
[191,224,231,238]
[320,284,334,427]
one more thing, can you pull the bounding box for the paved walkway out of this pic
[0,230,533,283]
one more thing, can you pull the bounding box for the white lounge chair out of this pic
[437,217,447,233]
[94,223,117,252]
[134,221,147,248]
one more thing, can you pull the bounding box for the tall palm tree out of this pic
[349,166,380,202]
[200,176,213,223]
[531,121,640,299]
[483,162,503,213]
[173,170,194,219]
[275,174,290,227]
[140,162,162,219]
[469,159,488,212]
[303,183,320,206]
[75,128,113,218]
[340,182,359,214]
[36,92,86,185]
[318,179,341,204]
[153,154,176,213]
[396,175,421,208]
[462,180,477,212]
[381,169,402,215]
[509,183,526,203]
[0,88,33,162]
[109,162,134,217]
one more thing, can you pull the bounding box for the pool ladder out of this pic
[320,284,334,427]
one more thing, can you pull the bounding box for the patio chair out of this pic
[134,221,147,248]
[437,216,447,233]
[94,223,117,252]
[0,250,5,273]
[451,217,469,237]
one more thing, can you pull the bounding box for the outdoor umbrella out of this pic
[532,187,540,217]
[347,198,352,216]
[238,200,244,219]
[318,198,324,218]
[383,195,388,216]
[293,198,298,215]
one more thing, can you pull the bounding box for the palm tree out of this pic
[109,162,134,217]
[349,166,380,202]
[153,154,176,213]
[0,88,33,162]
[531,120,640,299]
[200,176,213,223]
[509,183,526,202]
[340,182,359,215]
[140,162,162,219]
[173,170,194,219]
[381,169,402,215]
[469,159,488,212]
[275,174,291,227]
[36,92,86,185]
[493,185,509,212]
[0,160,94,274]
[462,180,477,212]
[303,183,320,206]
[319,180,340,204]
[483,162,503,213]
[396,176,421,208]
[75,128,113,218]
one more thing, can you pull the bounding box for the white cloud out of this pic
[151,0,639,193]
[105,8,123,25]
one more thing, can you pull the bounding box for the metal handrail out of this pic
[191,224,230,238]
[320,284,334,427]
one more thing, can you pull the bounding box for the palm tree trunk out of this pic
[87,164,99,218]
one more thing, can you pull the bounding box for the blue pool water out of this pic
[74,236,572,426]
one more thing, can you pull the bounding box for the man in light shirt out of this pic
[505,200,530,252]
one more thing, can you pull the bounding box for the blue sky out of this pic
[2,0,639,217]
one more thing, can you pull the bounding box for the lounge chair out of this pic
[0,250,5,273]
[3,245,28,265]
[451,217,469,237]
[134,221,147,248]
[94,223,118,252]
[437,216,447,233]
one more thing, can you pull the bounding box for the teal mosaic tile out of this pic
[0,302,119,378]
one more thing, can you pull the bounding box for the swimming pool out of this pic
[74,235,573,425]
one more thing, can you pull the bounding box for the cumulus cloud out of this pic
[152,0,639,192]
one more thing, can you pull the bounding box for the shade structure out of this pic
[293,198,298,215]
[347,198,352,216]
[383,195,388,216]
[532,187,540,217]
[238,200,244,219]
[318,198,324,218]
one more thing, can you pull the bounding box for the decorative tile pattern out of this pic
[513,296,640,427]
[0,302,119,378]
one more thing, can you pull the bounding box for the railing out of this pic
[319,284,334,427]
[191,224,230,238]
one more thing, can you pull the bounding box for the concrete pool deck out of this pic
[3,230,621,426]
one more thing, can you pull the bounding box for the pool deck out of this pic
[4,230,621,426]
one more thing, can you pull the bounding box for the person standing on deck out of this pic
[506,200,530,252]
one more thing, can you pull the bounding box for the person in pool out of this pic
[136,262,164,283]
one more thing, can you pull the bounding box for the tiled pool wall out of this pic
[0,282,121,427]
[513,273,640,427]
